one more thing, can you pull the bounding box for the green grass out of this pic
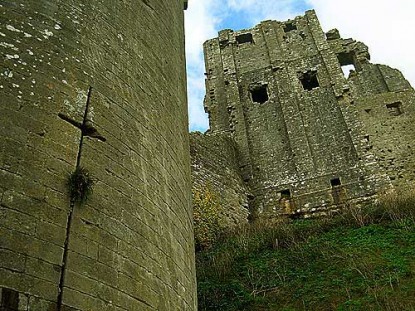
[196,195,415,311]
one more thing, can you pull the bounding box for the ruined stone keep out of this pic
[0,1,197,310]
[193,10,415,221]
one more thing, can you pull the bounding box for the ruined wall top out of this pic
[200,10,415,218]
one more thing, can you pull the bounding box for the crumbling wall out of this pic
[326,32,415,189]
[190,132,250,226]
[203,10,391,218]
[0,1,196,310]
[354,89,415,186]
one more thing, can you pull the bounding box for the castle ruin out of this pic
[1,3,415,310]
[192,10,415,222]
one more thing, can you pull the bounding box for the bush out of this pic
[193,185,225,251]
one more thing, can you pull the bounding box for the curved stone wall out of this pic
[0,0,196,310]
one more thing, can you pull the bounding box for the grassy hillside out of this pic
[196,195,415,311]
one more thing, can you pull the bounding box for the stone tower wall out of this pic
[326,30,415,188]
[0,1,196,310]
[349,65,415,187]
[203,10,393,217]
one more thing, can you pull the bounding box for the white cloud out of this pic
[185,0,222,131]
[308,0,415,86]
[227,0,307,23]
[185,1,220,66]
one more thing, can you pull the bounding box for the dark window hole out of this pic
[1,288,19,311]
[386,102,403,116]
[330,178,341,187]
[250,85,268,104]
[337,52,355,66]
[236,33,254,44]
[299,70,319,91]
[280,189,291,199]
[284,22,297,32]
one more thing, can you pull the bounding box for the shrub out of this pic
[193,185,225,250]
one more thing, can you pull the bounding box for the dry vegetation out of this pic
[195,190,415,311]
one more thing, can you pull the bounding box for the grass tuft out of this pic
[67,166,94,205]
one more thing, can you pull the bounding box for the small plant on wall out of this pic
[67,167,94,205]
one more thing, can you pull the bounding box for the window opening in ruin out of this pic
[280,189,291,199]
[341,64,355,78]
[284,22,297,32]
[250,85,269,104]
[330,178,342,187]
[1,288,19,311]
[299,70,319,91]
[219,39,229,49]
[236,33,254,44]
[279,189,294,212]
[386,102,403,116]
[337,52,357,77]
[331,178,345,204]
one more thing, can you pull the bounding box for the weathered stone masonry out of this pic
[198,10,415,221]
[0,1,197,310]
[190,132,249,227]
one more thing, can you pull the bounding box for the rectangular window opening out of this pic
[299,70,319,91]
[280,189,291,199]
[386,102,403,116]
[337,52,356,66]
[1,288,19,311]
[330,178,342,187]
[337,52,357,77]
[284,22,297,33]
[236,33,254,44]
[250,85,268,104]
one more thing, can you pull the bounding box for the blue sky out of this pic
[185,0,415,132]
[214,0,311,31]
